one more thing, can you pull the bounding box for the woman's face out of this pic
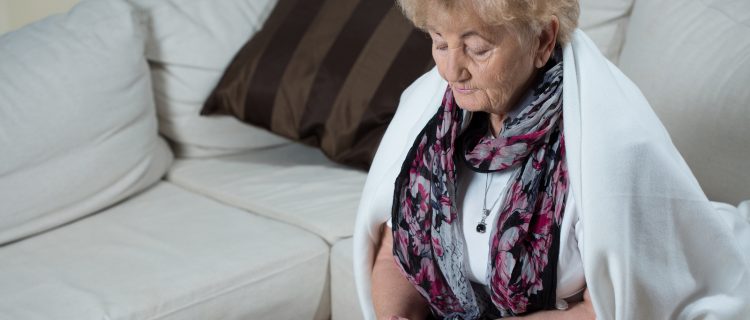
[426,6,539,116]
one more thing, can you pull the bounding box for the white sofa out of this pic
[0,0,747,319]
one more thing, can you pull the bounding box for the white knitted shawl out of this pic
[352,30,750,319]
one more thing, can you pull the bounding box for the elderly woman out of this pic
[353,0,750,319]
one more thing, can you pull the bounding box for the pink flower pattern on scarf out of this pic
[391,51,568,318]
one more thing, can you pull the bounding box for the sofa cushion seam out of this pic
[145,249,328,320]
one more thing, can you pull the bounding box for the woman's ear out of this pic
[535,16,560,68]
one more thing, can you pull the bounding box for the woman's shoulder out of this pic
[373,68,446,159]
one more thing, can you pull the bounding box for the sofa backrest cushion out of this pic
[201,0,434,170]
[578,0,635,63]
[0,0,173,245]
[618,0,750,204]
[126,0,291,158]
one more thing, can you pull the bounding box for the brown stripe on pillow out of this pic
[296,1,394,145]
[201,0,434,170]
[320,7,427,164]
[341,30,435,168]
[200,0,321,119]
[244,0,326,125]
[270,0,360,141]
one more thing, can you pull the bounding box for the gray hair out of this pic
[397,0,580,46]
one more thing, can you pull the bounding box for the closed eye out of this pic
[433,42,449,51]
[469,47,491,58]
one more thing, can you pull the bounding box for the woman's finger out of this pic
[583,287,591,302]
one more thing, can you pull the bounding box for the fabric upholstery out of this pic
[0,0,172,246]
[578,0,635,63]
[126,0,291,157]
[618,0,750,204]
[740,200,750,222]
[331,238,364,320]
[201,0,434,170]
[167,143,366,244]
[0,182,331,320]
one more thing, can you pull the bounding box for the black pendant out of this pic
[476,223,487,233]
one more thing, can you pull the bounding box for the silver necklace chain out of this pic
[477,172,503,233]
[477,125,504,233]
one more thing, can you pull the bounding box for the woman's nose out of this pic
[444,49,469,83]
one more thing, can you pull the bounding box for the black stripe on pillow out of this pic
[202,0,434,170]
[245,0,326,126]
[297,1,394,143]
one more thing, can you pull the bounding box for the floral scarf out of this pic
[391,51,568,319]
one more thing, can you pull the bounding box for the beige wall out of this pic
[0,0,80,35]
[0,1,10,34]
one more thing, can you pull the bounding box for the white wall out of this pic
[0,1,11,34]
[0,0,80,35]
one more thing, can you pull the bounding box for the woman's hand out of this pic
[372,223,431,320]
[372,219,594,320]
[501,288,595,320]
[577,288,595,319]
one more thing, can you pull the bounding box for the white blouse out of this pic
[455,160,585,299]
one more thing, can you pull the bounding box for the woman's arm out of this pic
[371,223,595,320]
[371,223,431,320]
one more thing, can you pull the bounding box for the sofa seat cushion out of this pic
[0,182,330,320]
[167,143,367,244]
[330,238,363,320]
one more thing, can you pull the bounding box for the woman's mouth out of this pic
[453,87,476,95]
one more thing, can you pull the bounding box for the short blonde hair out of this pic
[397,0,579,46]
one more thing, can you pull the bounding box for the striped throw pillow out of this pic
[201,0,433,170]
